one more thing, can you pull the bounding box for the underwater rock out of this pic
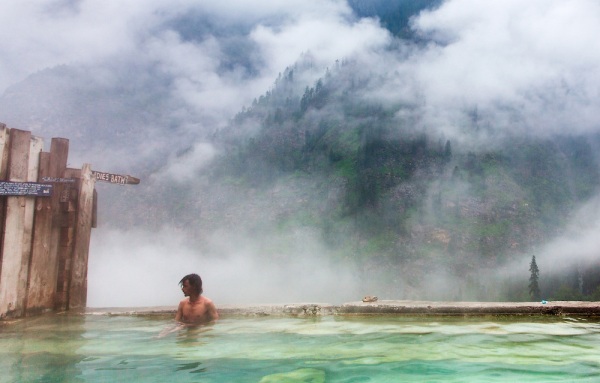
[259,368,325,383]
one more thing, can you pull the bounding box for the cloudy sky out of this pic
[3,0,600,163]
[0,0,387,129]
[412,0,600,139]
[2,0,600,306]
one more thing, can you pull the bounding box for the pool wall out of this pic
[81,300,600,318]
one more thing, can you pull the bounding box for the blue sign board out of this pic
[0,181,53,196]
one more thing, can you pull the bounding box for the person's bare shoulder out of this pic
[202,296,216,306]
[178,298,188,307]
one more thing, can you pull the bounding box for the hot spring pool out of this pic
[1,314,599,382]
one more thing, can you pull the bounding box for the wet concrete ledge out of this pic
[85,300,600,318]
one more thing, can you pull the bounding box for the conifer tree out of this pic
[529,255,541,301]
[444,140,452,159]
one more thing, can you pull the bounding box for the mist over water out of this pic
[87,226,361,307]
[2,0,600,306]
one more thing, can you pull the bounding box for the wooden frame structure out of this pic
[0,124,96,319]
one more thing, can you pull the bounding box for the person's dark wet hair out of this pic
[180,273,203,295]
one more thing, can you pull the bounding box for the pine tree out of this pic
[444,140,452,159]
[529,255,541,301]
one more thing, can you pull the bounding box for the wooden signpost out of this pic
[0,124,142,320]
[92,171,140,185]
[40,171,141,186]
[53,168,139,312]
[68,164,96,310]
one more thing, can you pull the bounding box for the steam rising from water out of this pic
[88,227,360,307]
[534,195,600,278]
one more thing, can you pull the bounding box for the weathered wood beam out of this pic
[0,124,10,283]
[55,167,79,311]
[68,164,95,310]
[28,138,70,313]
[0,129,32,318]
[21,136,43,313]
[26,152,54,315]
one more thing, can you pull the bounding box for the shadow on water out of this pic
[175,361,207,374]
[172,325,213,376]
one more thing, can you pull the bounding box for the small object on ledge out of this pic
[541,300,548,304]
[362,295,378,303]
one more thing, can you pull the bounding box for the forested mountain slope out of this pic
[190,57,600,300]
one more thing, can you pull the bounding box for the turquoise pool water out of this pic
[1,314,599,382]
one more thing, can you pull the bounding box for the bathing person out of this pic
[156,273,218,338]
[175,273,219,324]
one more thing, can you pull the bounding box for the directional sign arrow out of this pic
[91,171,140,185]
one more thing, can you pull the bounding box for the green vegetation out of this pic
[200,58,600,301]
[529,255,541,301]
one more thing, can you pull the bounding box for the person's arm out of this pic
[155,302,186,338]
[175,300,184,322]
[207,300,219,322]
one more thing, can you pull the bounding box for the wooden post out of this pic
[0,129,32,318]
[27,138,69,314]
[0,124,10,281]
[68,164,95,310]
[21,136,43,311]
[0,123,137,319]
[0,125,110,320]
[26,152,53,314]
[92,189,98,229]
[55,168,78,310]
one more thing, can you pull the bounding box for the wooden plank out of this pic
[0,124,10,285]
[40,177,75,183]
[26,152,53,314]
[68,164,95,310]
[64,168,81,178]
[0,129,32,319]
[21,136,43,312]
[92,189,98,229]
[0,124,9,180]
[56,168,80,308]
[44,138,69,311]
[92,170,140,185]
[56,220,75,309]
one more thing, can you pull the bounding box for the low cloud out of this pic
[0,0,392,174]
[88,226,360,307]
[3,0,600,160]
[536,195,600,268]
[154,142,217,183]
[408,0,600,140]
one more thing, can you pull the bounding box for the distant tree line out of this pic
[528,255,600,301]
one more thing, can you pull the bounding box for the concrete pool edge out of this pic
[82,300,600,318]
